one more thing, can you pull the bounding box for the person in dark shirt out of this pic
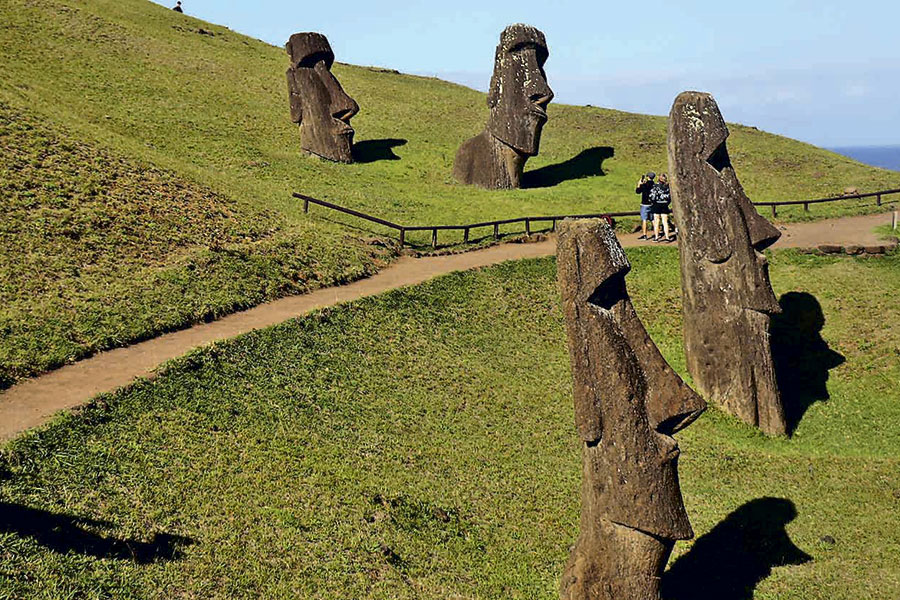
[635,172,655,239]
[650,173,674,242]
[173,1,183,12]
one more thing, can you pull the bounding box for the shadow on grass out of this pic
[353,138,407,163]
[770,292,845,436]
[0,501,193,563]
[663,497,811,600]
[522,146,614,189]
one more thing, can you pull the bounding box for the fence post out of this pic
[463,227,470,243]
[771,205,777,218]
[877,194,882,206]
[525,219,531,236]
[551,219,556,232]
[431,228,438,248]
[303,198,309,213]
[399,228,405,247]
[803,202,809,212]
[493,224,499,239]
[893,211,898,230]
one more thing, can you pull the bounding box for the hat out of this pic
[646,172,656,179]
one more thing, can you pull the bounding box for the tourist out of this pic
[635,172,655,239]
[651,173,674,242]
[173,1,183,12]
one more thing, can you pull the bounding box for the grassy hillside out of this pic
[1,0,897,386]
[0,101,392,387]
[1,248,897,598]
[2,0,897,241]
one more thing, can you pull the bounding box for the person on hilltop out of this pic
[173,1,183,12]
[635,172,656,240]
[651,173,674,242]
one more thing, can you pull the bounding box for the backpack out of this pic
[651,184,670,206]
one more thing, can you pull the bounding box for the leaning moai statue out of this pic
[452,24,554,189]
[285,32,359,163]
[556,219,706,600]
[667,91,787,436]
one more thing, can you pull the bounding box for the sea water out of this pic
[829,146,900,171]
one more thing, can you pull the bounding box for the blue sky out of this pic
[157,0,900,147]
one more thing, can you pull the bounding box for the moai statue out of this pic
[556,219,706,600]
[667,91,787,436]
[453,24,554,189]
[285,32,359,163]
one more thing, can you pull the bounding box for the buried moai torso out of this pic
[452,24,554,189]
[556,219,706,600]
[667,91,787,436]
[285,32,359,163]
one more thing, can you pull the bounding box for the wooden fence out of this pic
[294,187,900,248]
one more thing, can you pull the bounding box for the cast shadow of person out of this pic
[352,138,407,163]
[522,146,614,189]
[663,497,811,600]
[769,292,846,436]
[0,501,193,563]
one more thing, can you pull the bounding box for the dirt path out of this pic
[1,211,895,443]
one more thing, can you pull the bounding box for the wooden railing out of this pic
[754,188,900,217]
[294,193,628,248]
[294,186,900,248]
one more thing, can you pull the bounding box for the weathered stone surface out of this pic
[843,186,860,196]
[667,91,788,436]
[845,244,863,255]
[863,245,886,254]
[818,244,843,254]
[556,219,706,600]
[285,32,359,163]
[453,24,553,189]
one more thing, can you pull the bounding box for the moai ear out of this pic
[694,198,733,264]
[286,69,302,124]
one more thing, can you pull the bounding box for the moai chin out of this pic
[667,91,788,436]
[556,219,706,600]
[452,24,554,189]
[285,32,359,163]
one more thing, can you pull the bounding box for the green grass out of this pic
[1,249,897,599]
[1,0,897,384]
[874,224,899,241]
[0,101,393,387]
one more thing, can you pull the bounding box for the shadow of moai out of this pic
[770,292,845,435]
[663,497,811,600]
[0,501,193,563]
[352,138,407,163]
[522,146,614,188]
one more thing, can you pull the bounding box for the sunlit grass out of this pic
[1,249,897,599]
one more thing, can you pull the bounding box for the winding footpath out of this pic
[1,211,895,443]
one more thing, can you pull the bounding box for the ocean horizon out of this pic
[829,145,900,171]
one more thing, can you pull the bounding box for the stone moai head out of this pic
[667,91,781,313]
[486,24,554,156]
[556,219,705,600]
[668,92,787,436]
[285,32,359,163]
